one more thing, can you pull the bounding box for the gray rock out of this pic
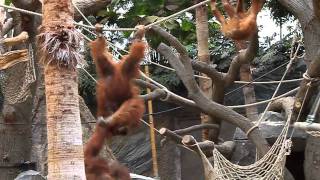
[15,170,45,180]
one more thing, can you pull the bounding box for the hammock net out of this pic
[0,44,36,104]
[197,118,292,180]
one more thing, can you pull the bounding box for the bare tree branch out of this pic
[134,79,158,90]
[151,26,188,55]
[268,97,295,120]
[2,31,28,47]
[174,124,219,135]
[12,0,111,21]
[140,89,166,101]
[182,135,235,158]
[294,122,320,131]
[159,128,235,157]
[223,31,259,86]
[190,60,224,82]
[155,27,270,156]
[73,0,112,20]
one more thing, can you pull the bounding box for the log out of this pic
[2,31,28,47]
[0,49,29,69]
[294,122,320,131]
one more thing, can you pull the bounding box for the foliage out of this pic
[83,0,298,93]
[265,0,295,25]
[5,0,11,5]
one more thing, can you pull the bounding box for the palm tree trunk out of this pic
[39,0,86,179]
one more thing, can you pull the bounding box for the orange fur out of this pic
[210,0,264,40]
[84,26,146,180]
[90,36,146,118]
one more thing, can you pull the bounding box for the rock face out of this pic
[15,170,45,180]
[110,126,154,175]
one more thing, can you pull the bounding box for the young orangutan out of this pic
[84,25,146,180]
[210,0,265,40]
[84,98,145,180]
[90,25,146,118]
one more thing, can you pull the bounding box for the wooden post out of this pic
[144,65,159,178]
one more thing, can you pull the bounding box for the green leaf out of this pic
[164,19,179,30]
[145,16,159,23]
[181,20,193,31]
[5,0,12,5]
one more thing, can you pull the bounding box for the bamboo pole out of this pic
[144,65,159,178]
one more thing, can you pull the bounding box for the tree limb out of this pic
[223,31,259,86]
[190,60,224,83]
[268,97,295,120]
[294,122,320,131]
[159,128,235,157]
[156,30,270,156]
[73,0,112,20]
[134,79,158,90]
[151,26,188,55]
[12,0,112,21]
[2,31,28,47]
[174,124,219,135]
[182,135,235,158]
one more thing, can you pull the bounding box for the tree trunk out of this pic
[158,118,182,180]
[236,40,258,121]
[304,132,320,180]
[44,65,85,179]
[30,64,48,175]
[40,0,86,178]
[195,2,217,141]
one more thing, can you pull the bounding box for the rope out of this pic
[246,36,303,137]
[130,173,156,180]
[0,4,88,30]
[145,0,210,29]
[225,61,289,95]
[80,28,303,87]
[0,2,305,88]
[229,87,299,109]
[303,72,320,84]
[289,84,311,138]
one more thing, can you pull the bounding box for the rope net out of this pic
[197,117,292,180]
[0,44,36,104]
